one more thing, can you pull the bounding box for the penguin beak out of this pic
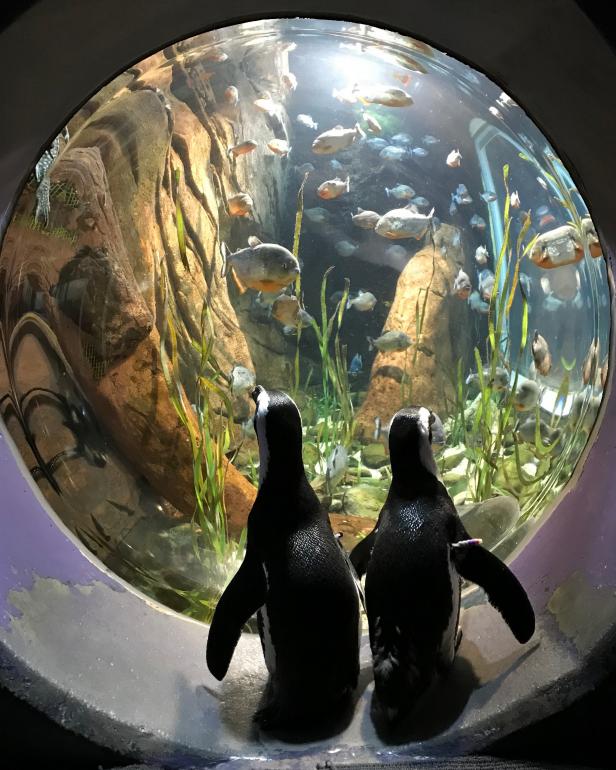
[251,385,263,405]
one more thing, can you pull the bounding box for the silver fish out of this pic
[367,330,412,352]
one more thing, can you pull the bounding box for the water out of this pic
[0,18,609,622]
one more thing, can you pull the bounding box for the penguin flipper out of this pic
[350,526,378,579]
[452,544,535,644]
[206,550,266,680]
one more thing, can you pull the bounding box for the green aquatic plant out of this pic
[159,264,246,621]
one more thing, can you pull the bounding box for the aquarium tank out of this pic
[0,18,609,625]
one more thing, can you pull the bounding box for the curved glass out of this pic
[0,18,609,621]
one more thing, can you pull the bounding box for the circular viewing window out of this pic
[0,17,609,629]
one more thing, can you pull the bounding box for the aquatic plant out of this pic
[159,263,246,621]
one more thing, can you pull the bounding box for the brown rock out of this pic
[356,224,472,440]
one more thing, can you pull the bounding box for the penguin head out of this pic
[251,386,304,485]
[388,406,439,479]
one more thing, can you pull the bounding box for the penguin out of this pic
[206,386,360,730]
[350,406,535,728]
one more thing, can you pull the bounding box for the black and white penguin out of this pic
[206,386,360,730]
[351,406,535,727]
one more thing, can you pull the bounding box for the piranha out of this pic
[510,191,521,208]
[531,331,552,376]
[410,147,429,158]
[353,84,413,107]
[348,353,363,376]
[475,245,489,266]
[422,134,440,145]
[452,269,472,300]
[221,236,300,294]
[282,72,298,91]
[228,140,258,158]
[379,146,408,161]
[317,176,350,200]
[391,133,413,146]
[229,365,256,397]
[468,290,490,314]
[530,225,584,269]
[367,330,413,352]
[253,96,282,115]
[335,240,359,258]
[363,112,382,134]
[326,445,348,489]
[513,380,540,412]
[478,268,495,301]
[374,204,434,240]
[470,214,487,231]
[446,149,462,168]
[296,114,318,131]
[271,294,314,329]
[222,85,239,106]
[481,191,497,203]
[352,208,381,229]
[227,192,253,217]
[267,139,291,156]
[411,196,430,208]
[385,184,415,200]
[312,124,365,155]
[304,207,330,224]
[466,366,509,391]
[347,290,377,312]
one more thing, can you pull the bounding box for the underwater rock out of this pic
[441,456,469,483]
[457,495,521,550]
[440,444,467,470]
[329,512,376,541]
[356,223,473,440]
[361,442,389,468]
[343,484,387,519]
[53,244,153,361]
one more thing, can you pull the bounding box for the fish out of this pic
[480,191,497,203]
[449,196,458,216]
[452,268,472,300]
[538,213,557,229]
[220,236,300,294]
[326,445,348,489]
[530,225,584,268]
[466,366,509,391]
[296,114,318,130]
[375,204,434,240]
[271,294,302,326]
[510,191,521,208]
[497,91,516,108]
[351,208,381,229]
[536,205,549,216]
[537,176,548,191]
[410,147,428,157]
[446,149,462,167]
[329,290,345,305]
[347,290,377,311]
[335,240,359,257]
[227,192,253,217]
[422,134,440,145]
[367,330,412,352]
[581,217,602,258]
[312,124,365,154]
[410,196,430,207]
[373,416,389,441]
[516,416,560,447]
[282,72,298,91]
[348,353,363,376]
[332,86,358,105]
[468,290,490,314]
[513,380,540,412]
[304,207,330,224]
[391,133,413,146]
[489,105,504,119]
[385,244,409,261]
[379,145,407,161]
[317,176,350,199]
[478,268,495,301]
[363,112,382,134]
[582,338,601,386]
[470,214,487,230]
[366,137,389,151]
[540,265,580,301]
[393,72,412,86]
[385,184,415,200]
[330,159,344,172]
[253,96,281,115]
[229,365,256,396]
[475,245,489,266]
[267,139,291,156]
[228,140,258,158]
[224,86,239,105]
[519,273,533,298]
[295,162,315,175]
[353,84,413,107]
[531,331,552,376]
